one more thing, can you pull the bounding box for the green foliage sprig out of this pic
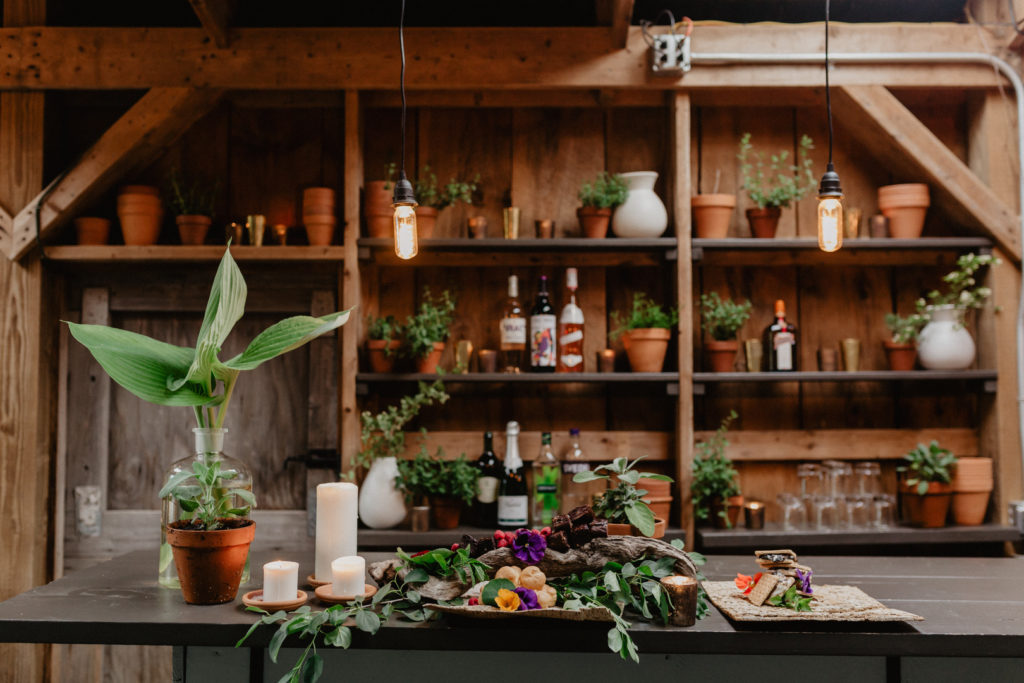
[397,546,490,585]
[395,446,480,506]
[767,584,813,612]
[609,293,678,340]
[404,288,457,359]
[897,441,957,495]
[738,133,816,209]
[367,314,402,356]
[700,292,753,341]
[414,165,479,210]
[167,168,217,217]
[158,458,254,530]
[691,411,740,524]
[578,172,629,209]
[574,455,673,537]
[884,312,928,344]
[915,252,1000,321]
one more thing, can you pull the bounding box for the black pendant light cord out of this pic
[399,0,408,182]
[825,0,834,170]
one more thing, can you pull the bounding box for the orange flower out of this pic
[735,572,763,594]
[495,588,521,612]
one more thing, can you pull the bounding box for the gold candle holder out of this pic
[246,214,266,247]
[844,207,862,239]
[503,207,520,239]
[535,219,554,239]
[818,347,838,372]
[272,224,288,245]
[840,338,861,372]
[468,216,488,239]
[744,501,765,530]
[226,221,244,245]
[868,215,889,238]
[743,339,763,373]
[455,340,473,374]
[477,349,497,373]
[411,506,430,533]
[598,349,616,373]
[659,575,698,627]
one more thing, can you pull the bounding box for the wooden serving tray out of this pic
[704,582,923,622]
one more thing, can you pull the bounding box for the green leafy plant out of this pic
[700,292,752,341]
[573,456,673,537]
[413,165,480,210]
[767,584,813,612]
[578,172,629,209]
[738,133,816,209]
[397,546,489,585]
[609,292,678,340]
[898,441,957,495]
[395,445,480,506]
[404,288,457,359]
[884,312,928,344]
[915,252,1001,323]
[158,458,254,530]
[367,314,403,356]
[691,410,740,524]
[167,167,217,217]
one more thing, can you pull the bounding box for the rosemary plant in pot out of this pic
[883,311,927,371]
[691,411,742,528]
[67,248,351,603]
[610,292,678,373]
[737,133,816,238]
[700,292,752,372]
[404,288,457,374]
[577,172,628,238]
[413,165,479,239]
[396,445,479,529]
[573,455,673,537]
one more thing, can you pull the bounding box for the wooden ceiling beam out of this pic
[187,0,233,48]
[832,85,1020,261]
[8,87,223,261]
[596,0,635,49]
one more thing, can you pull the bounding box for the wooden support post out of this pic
[0,203,11,257]
[187,0,232,48]
[596,0,635,49]
[306,290,339,530]
[341,91,363,478]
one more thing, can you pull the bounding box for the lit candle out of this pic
[315,482,358,582]
[331,556,366,598]
[262,560,298,603]
[744,501,766,530]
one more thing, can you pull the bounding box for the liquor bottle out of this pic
[764,299,798,371]
[529,275,557,372]
[560,428,595,513]
[557,268,584,373]
[497,421,528,529]
[499,275,526,373]
[531,432,560,528]
[474,431,501,528]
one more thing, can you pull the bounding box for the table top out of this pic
[1,550,1022,657]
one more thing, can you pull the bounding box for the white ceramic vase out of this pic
[917,305,976,370]
[358,456,406,529]
[612,171,668,238]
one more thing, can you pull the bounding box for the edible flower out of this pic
[411,550,429,558]
[468,597,480,606]
[514,586,540,611]
[511,529,546,564]
[734,572,763,595]
[795,568,813,595]
[495,588,521,612]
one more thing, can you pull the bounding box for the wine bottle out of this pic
[560,428,594,513]
[530,275,557,372]
[557,268,584,373]
[497,421,528,529]
[475,431,501,528]
[764,299,798,371]
[531,432,560,528]
[499,275,526,373]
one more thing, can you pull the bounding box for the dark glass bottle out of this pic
[497,421,528,529]
[764,299,798,371]
[474,431,501,528]
[529,275,557,372]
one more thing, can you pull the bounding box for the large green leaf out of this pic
[624,502,656,537]
[222,309,352,371]
[66,322,217,407]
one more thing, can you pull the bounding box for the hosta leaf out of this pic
[222,310,352,372]
[624,502,655,537]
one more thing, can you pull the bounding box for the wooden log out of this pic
[660,575,698,626]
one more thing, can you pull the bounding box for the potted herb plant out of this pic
[577,172,628,238]
[692,411,742,528]
[700,292,752,372]
[404,288,457,374]
[573,455,673,538]
[67,247,350,602]
[366,314,403,373]
[414,165,479,239]
[883,311,927,371]
[365,162,397,238]
[396,445,479,530]
[610,292,678,373]
[897,441,957,528]
[737,133,816,238]
[168,169,216,245]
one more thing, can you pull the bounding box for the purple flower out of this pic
[514,586,540,611]
[511,529,546,564]
[795,568,813,594]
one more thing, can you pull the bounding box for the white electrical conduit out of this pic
[690,51,1024,497]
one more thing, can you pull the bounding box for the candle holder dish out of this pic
[242,589,309,611]
[314,583,378,605]
[307,574,331,588]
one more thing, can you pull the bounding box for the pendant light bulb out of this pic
[817,163,843,253]
[392,175,418,260]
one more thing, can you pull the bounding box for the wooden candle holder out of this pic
[660,575,698,626]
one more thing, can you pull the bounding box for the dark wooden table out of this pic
[1,551,1022,682]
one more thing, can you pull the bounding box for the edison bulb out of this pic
[393,204,418,259]
[817,196,843,253]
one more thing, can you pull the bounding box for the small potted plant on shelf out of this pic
[396,444,479,530]
[692,169,736,239]
[404,288,457,374]
[366,314,403,373]
[365,162,397,238]
[168,169,216,245]
[414,165,479,239]
[700,292,752,372]
[117,184,164,246]
[610,292,678,373]
[572,455,673,538]
[737,133,816,238]
[883,311,927,371]
[577,172,628,238]
[897,441,957,528]
[692,411,742,529]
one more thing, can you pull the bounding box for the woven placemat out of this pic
[705,582,923,622]
[425,603,615,622]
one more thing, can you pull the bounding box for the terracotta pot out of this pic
[883,340,917,371]
[119,185,160,197]
[692,194,736,238]
[952,491,991,526]
[416,342,445,374]
[415,206,438,239]
[303,187,335,204]
[878,184,929,238]
[176,215,211,245]
[637,477,671,498]
[644,496,673,523]
[623,328,671,372]
[366,215,392,238]
[900,480,952,528]
[119,211,163,246]
[711,495,744,529]
[745,207,781,238]
[364,181,393,211]
[429,496,463,530]
[305,221,335,246]
[166,519,255,605]
[606,517,666,539]
[74,217,111,245]
[367,339,402,373]
[953,457,993,492]
[704,339,739,372]
[577,207,612,238]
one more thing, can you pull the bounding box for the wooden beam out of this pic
[341,91,362,478]
[188,0,232,48]
[0,203,11,257]
[596,0,635,49]
[832,85,1021,261]
[701,428,979,461]
[8,87,223,261]
[0,24,1009,90]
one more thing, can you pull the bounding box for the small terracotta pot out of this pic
[119,185,160,197]
[692,194,736,238]
[623,328,671,372]
[416,342,445,374]
[606,517,666,539]
[577,207,612,238]
[176,215,211,245]
[364,181,393,211]
[644,496,673,523]
[637,477,671,498]
[367,339,402,373]
[166,519,255,605]
[878,184,929,238]
[711,495,744,529]
[119,210,163,246]
[704,339,739,372]
[900,480,952,528]
[429,496,463,530]
[953,458,993,492]
[952,491,991,526]
[745,207,781,238]
[415,206,438,239]
[74,217,111,245]
[883,341,917,371]
[366,215,392,238]
[305,221,335,246]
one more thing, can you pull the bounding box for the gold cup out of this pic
[455,340,474,374]
[844,207,862,239]
[272,224,288,245]
[535,219,554,239]
[246,214,266,247]
[503,207,520,239]
[743,339,763,373]
[411,506,430,533]
[840,338,861,372]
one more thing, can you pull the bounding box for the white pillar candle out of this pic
[262,560,299,603]
[331,556,366,598]
[315,482,358,581]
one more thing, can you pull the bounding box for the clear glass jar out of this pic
[158,428,253,588]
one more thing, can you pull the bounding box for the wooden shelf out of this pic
[357,237,678,266]
[692,237,993,266]
[45,245,345,263]
[696,523,1021,550]
[693,369,997,394]
[358,525,686,550]
[356,372,680,395]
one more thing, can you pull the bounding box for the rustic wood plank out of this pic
[398,430,671,461]
[699,428,979,461]
[44,245,346,263]
[9,87,223,260]
[596,0,635,49]
[306,290,339,524]
[363,90,666,109]
[342,91,363,477]
[187,0,232,48]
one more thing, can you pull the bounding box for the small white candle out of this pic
[331,556,366,598]
[315,482,358,582]
[262,560,298,603]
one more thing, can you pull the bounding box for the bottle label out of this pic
[530,314,557,366]
[498,495,528,526]
[560,353,583,368]
[560,329,583,345]
[562,462,590,474]
[477,476,499,504]
[774,331,795,370]
[501,317,526,345]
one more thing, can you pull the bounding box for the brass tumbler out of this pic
[455,340,473,374]
[743,339,763,373]
[840,338,861,372]
[844,207,862,239]
[535,219,555,239]
[411,506,430,533]
[503,207,520,239]
[246,214,266,247]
